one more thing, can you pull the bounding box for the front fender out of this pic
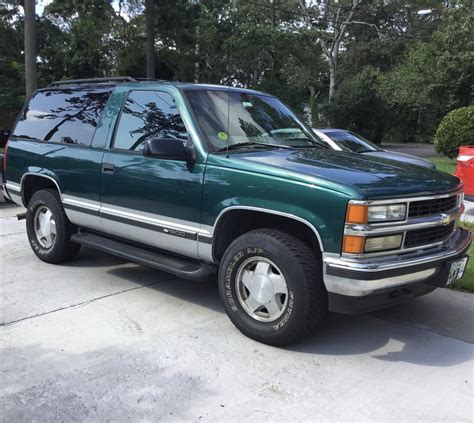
[201,164,351,254]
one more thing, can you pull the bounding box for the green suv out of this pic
[2,77,471,345]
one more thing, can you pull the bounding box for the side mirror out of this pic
[143,138,196,163]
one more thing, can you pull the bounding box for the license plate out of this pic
[447,257,469,285]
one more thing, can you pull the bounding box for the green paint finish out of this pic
[203,154,351,253]
[4,80,464,257]
[214,149,461,200]
[40,146,103,202]
[6,139,104,203]
[100,150,205,223]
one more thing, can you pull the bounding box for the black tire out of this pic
[218,229,327,346]
[26,189,81,263]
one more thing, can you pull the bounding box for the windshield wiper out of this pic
[291,144,325,149]
[216,142,292,153]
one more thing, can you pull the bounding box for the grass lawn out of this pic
[428,156,457,174]
[428,156,473,292]
[451,221,474,293]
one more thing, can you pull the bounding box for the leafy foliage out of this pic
[434,106,474,158]
[0,0,472,146]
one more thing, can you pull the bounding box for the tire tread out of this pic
[26,188,80,263]
[219,228,327,346]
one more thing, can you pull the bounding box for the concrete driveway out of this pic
[1,203,473,422]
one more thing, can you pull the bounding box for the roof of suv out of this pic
[46,76,271,97]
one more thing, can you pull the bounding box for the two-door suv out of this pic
[2,77,471,345]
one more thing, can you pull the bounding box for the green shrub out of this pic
[434,106,474,158]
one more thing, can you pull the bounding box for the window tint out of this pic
[13,87,112,146]
[113,91,188,151]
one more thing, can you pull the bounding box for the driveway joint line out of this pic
[371,315,474,345]
[0,276,177,327]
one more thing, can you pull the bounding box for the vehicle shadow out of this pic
[289,312,473,367]
[107,263,223,313]
[106,260,473,368]
[64,247,132,268]
[0,201,18,208]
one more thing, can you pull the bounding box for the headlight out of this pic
[346,203,407,224]
[367,204,407,223]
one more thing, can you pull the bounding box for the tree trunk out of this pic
[24,0,37,97]
[145,0,155,79]
[194,26,200,83]
[328,62,336,104]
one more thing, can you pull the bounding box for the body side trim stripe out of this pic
[197,234,213,245]
[5,181,21,190]
[100,203,207,235]
[100,210,198,241]
[5,185,20,195]
[63,203,99,216]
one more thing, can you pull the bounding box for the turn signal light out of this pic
[342,235,365,254]
[346,204,368,224]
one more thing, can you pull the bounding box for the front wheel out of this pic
[218,229,327,346]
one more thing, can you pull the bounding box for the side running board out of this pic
[71,232,216,281]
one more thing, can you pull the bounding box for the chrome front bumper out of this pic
[323,228,471,299]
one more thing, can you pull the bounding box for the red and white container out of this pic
[455,146,474,201]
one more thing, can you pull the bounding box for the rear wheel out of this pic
[218,229,327,346]
[26,189,80,263]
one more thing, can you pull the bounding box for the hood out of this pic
[363,150,436,169]
[231,148,461,199]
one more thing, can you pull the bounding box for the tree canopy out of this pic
[0,0,472,144]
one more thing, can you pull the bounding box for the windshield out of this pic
[325,131,382,153]
[185,89,325,151]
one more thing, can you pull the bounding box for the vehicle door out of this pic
[99,89,205,258]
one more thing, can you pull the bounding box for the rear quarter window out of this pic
[12,87,112,147]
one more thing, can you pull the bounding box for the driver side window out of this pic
[113,90,188,152]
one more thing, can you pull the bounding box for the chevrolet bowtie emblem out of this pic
[440,213,452,226]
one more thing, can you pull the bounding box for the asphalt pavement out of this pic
[1,203,473,422]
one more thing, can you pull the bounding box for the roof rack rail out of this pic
[48,76,137,87]
[134,78,171,82]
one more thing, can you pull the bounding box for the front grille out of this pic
[408,196,457,218]
[404,222,455,248]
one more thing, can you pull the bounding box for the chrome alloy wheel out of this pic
[34,205,57,249]
[235,256,289,322]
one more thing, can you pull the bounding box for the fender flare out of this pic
[210,205,325,257]
[20,172,62,207]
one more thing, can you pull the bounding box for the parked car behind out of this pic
[314,128,436,169]
[2,78,471,345]
[455,146,474,202]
